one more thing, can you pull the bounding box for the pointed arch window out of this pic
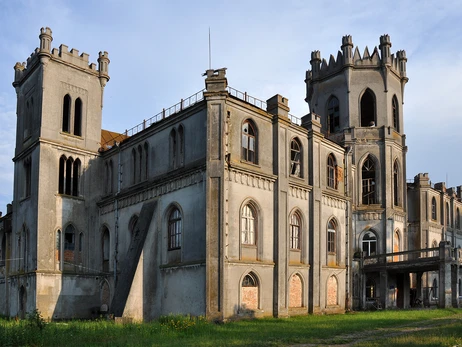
[362,231,377,256]
[132,149,137,184]
[327,96,340,133]
[56,230,61,264]
[178,125,185,167]
[241,203,257,245]
[431,197,437,221]
[290,138,302,177]
[241,272,259,310]
[24,157,31,198]
[392,95,399,131]
[74,98,82,136]
[289,212,301,250]
[242,119,257,164]
[138,145,143,183]
[393,230,400,261]
[446,202,450,227]
[393,160,400,206]
[170,129,177,169]
[360,89,376,127]
[58,155,80,197]
[362,156,376,204]
[102,226,110,272]
[144,142,149,180]
[327,154,336,189]
[327,219,337,253]
[456,208,460,229]
[62,94,71,133]
[168,208,182,250]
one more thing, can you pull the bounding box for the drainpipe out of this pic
[114,142,121,284]
[345,146,353,310]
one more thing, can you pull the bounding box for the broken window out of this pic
[360,89,376,127]
[242,120,257,164]
[290,138,301,177]
[362,156,376,204]
[327,96,340,133]
[327,154,336,189]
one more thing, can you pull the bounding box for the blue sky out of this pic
[0,0,461,213]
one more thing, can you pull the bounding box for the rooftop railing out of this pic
[109,86,302,147]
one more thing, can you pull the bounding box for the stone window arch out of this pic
[431,197,437,221]
[289,273,303,308]
[392,95,399,131]
[326,275,338,306]
[242,119,258,164]
[393,160,401,206]
[327,153,337,189]
[289,211,301,250]
[241,272,259,311]
[168,207,182,250]
[327,95,340,133]
[241,202,257,245]
[290,137,302,177]
[393,230,400,261]
[362,155,377,205]
[74,97,82,136]
[362,230,377,256]
[62,94,71,133]
[360,88,376,127]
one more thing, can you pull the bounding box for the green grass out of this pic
[0,309,461,346]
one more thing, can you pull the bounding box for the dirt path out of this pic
[291,314,462,347]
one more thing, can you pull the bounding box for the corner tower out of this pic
[305,35,409,309]
[10,27,109,319]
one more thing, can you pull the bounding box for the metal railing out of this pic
[103,86,303,148]
[363,247,440,265]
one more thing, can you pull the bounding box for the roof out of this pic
[100,129,129,151]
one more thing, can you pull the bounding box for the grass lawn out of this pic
[1,308,461,346]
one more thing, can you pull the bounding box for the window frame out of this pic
[289,212,301,250]
[241,203,257,245]
[290,138,302,177]
[327,96,340,134]
[241,119,258,164]
[362,156,376,205]
[327,154,336,189]
[362,231,377,256]
[392,95,399,131]
[168,208,182,250]
[327,219,336,253]
[431,197,437,221]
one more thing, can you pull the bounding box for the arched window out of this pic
[102,226,110,272]
[65,157,74,195]
[138,145,142,183]
[72,159,80,197]
[393,160,400,206]
[241,272,259,310]
[365,278,376,299]
[392,95,399,131]
[168,208,182,250]
[144,142,149,180]
[362,156,376,204]
[432,278,438,299]
[457,208,460,229]
[62,94,71,133]
[393,230,400,261]
[129,215,139,236]
[327,154,336,189]
[431,197,437,221]
[74,98,82,136]
[132,149,137,185]
[446,202,450,227]
[327,275,338,306]
[55,230,61,264]
[362,231,377,256]
[289,274,303,308]
[289,212,301,250]
[178,125,185,167]
[360,89,376,127]
[170,129,177,169]
[327,96,340,133]
[59,155,66,194]
[64,224,76,265]
[241,203,257,245]
[242,119,257,164]
[290,138,302,177]
[24,157,31,198]
[327,219,336,253]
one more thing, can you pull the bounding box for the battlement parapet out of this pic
[13,27,107,86]
[307,35,407,81]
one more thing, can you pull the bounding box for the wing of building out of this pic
[0,28,461,321]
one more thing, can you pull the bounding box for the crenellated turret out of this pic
[379,34,391,66]
[98,51,110,87]
[39,27,53,56]
[341,35,353,65]
[310,51,321,78]
[397,50,407,78]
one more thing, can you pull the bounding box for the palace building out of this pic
[0,28,460,321]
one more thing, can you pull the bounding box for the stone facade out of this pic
[0,28,461,321]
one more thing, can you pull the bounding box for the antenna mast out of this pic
[208,27,212,70]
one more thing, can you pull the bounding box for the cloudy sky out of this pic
[0,0,461,213]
